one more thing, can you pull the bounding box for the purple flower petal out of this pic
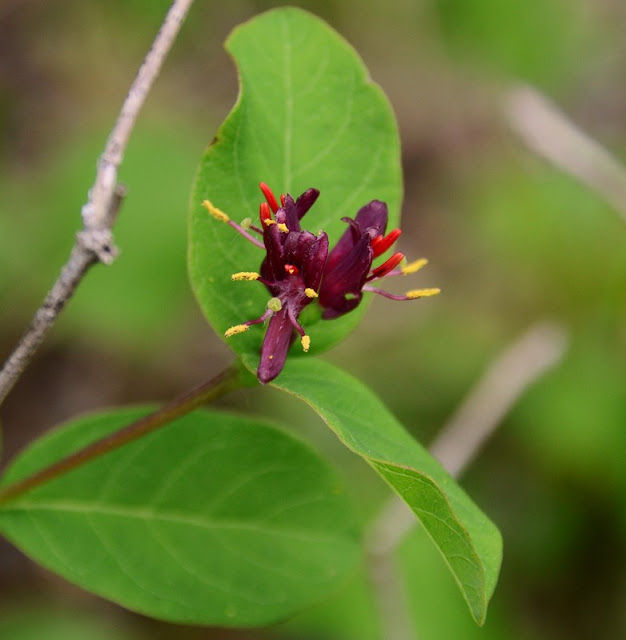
[257,307,294,384]
[280,188,320,231]
[260,223,286,285]
[294,188,320,220]
[319,234,374,318]
[283,230,329,292]
[353,200,388,234]
[325,200,388,273]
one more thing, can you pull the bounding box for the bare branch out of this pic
[0,0,195,407]
[365,321,568,638]
[506,85,626,223]
[429,321,568,477]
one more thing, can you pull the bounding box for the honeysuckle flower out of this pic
[202,183,439,383]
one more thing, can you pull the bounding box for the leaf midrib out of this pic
[1,499,351,543]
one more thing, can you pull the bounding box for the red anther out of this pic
[259,182,279,213]
[284,264,299,275]
[371,228,402,258]
[280,194,286,206]
[371,252,404,279]
[259,202,272,225]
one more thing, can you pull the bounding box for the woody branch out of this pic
[0,0,195,407]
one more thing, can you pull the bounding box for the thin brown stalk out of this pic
[0,0,195,407]
[0,363,243,508]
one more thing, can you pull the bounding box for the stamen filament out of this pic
[287,306,306,338]
[228,220,265,249]
[362,285,440,301]
[204,199,264,249]
[225,308,274,338]
[248,309,274,325]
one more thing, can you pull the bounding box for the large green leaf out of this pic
[189,7,402,357]
[0,408,359,626]
[249,355,502,625]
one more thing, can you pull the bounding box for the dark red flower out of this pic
[202,183,438,383]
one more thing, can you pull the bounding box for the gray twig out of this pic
[365,321,568,639]
[506,85,626,223]
[0,0,195,407]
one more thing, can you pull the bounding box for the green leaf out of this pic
[189,7,401,357]
[250,355,502,625]
[0,408,359,626]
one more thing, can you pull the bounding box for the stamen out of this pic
[287,305,307,339]
[402,258,428,275]
[267,297,282,312]
[231,272,260,281]
[225,324,249,337]
[371,228,402,257]
[259,182,279,213]
[301,335,311,352]
[277,222,289,233]
[247,223,264,234]
[406,288,441,299]
[304,288,318,298]
[205,199,265,249]
[370,252,405,279]
[362,285,439,301]
[240,217,252,230]
[284,264,299,275]
[202,200,229,223]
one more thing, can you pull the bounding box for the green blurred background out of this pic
[1,0,625,638]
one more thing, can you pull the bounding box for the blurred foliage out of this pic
[1,0,625,638]
[433,0,601,88]
[0,122,199,357]
[0,605,138,640]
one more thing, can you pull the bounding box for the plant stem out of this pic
[0,362,248,508]
[0,0,195,408]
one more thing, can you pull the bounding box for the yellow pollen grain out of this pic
[225,324,249,337]
[264,219,276,227]
[277,223,289,233]
[267,297,282,312]
[402,258,428,275]
[240,217,252,230]
[304,288,318,298]
[406,287,441,299]
[301,335,311,352]
[231,272,259,281]
[202,199,230,223]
